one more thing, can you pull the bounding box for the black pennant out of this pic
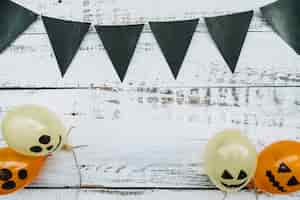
[0,0,37,53]
[205,11,253,73]
[261,0,300,54]
[95,24,144,82]
[42,16,90,77]
[149,19,199,79]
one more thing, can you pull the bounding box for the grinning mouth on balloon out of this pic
[51,135,62,153]
[221,180,247,188]
[266,170,287,192]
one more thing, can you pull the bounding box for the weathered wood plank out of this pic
[74,122,300,188]
[2,189,78,200]
[5,12,272,35]
[12,0,275,30]
[0,31,298,87]
[0,1,296,88]
[0,87,299,188]
[1,189,299,200]
[1,1,297,199]
[31,151,79,187]
[0,140,79,188]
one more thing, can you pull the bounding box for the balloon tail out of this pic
[63,144,88,151]
[62,126,76,151]
[70,148,82,188]
[63,143,74,151]
[64,126,84,188]
[67,126,75,137]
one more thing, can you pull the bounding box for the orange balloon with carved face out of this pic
[0,147,46,195]
[255,141,300,194]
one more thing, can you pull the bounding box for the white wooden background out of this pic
[1,0,300,199]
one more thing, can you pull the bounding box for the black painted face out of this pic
[38,135,51,144]
[18,169,28,180]
[220,169,249,188]
[265,162,300,192]
[0,168,28,191]
[29,134,61,154]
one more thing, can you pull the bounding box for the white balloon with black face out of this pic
[1,105,68,156]
[204,129,257,192]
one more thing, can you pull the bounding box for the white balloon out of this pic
[2,105,68,156]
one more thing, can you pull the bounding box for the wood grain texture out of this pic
[13,0,276,24]
[0,2,296,88]
[2,189,300,200]
[0,142,79,188]
[0,88,299,188]
[0,31,299,87]
[1,0,300,199]
[1,12,272,34]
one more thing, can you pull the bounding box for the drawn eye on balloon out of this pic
[204,129,257,193]
[254,141,300,194]
[0,147,45,195]
[1,104,69,157]
[0,104,82,195]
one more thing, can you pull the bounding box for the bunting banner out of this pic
[42,16,91,76]
[149,19,199,79]
[261,0,300,54]
[205,11,253,73]
[0,0,299,81]
[0,0,37,53]
[95,24,144,82]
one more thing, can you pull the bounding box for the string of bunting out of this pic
[0,0,299,81]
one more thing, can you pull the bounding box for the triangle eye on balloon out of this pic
[42,16,91,77]
[149,19,199,79]
[95,25,144,82]
[205,11,253,73]
[0,0,38,53]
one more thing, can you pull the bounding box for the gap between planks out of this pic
[1,85,300,91]
[3,188,300,200]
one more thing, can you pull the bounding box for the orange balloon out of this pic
[255,141,300,194]
[0,147,46,195]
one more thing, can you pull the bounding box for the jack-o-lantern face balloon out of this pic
[0,147,45,195]
[204,129,257,192]
[2,105,68,156]
[255,141,300,194]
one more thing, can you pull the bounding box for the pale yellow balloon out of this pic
[204,129,257,192]
[1,105,68,156]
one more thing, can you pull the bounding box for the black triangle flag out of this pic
[42,16,91,77]
[261,0,300,54]
[0,0,37,53]
[149,19,199,79]
[95,24,144,82]
[205,11,253,73]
